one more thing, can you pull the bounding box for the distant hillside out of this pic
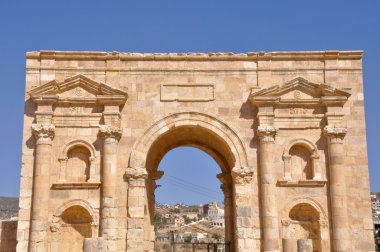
[0,197,18,220]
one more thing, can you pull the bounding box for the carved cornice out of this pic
[27,50,363,61]
[257,126,278,143]
[31,124,55,144]
[98,125,122,142]
[323,126,347,144]
[231,166,254,184]
[125,167,148,180]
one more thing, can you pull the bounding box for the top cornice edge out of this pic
[26,50,363,61]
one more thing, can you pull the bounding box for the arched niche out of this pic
[50,199,99,251]
[279,138,325,187]
[281,197,329,252]
[54,140,100,188]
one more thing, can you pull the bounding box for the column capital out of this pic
[257,125,278,143]
[125,167,148,181]
[323,126,347,144]
[31,123,55,144]
[231,166,254,184]
[98,125,122,142]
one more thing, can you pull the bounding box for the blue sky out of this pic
[0,1,379,202]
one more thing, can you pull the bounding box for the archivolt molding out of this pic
[128,111,248,170]
[283,197,327,222]
[283,138,319,158]
[60,139,97,159]
[51,199,98,232]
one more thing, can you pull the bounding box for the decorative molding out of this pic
[129,111,249,169]
[277,180,327,187]
[27,50,363,61]
[53,113,102,128]
[51,182,101,190]
[249,77,350,106]
[28,74,128,105]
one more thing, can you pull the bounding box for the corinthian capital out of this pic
[125,167,148,181]
[231,166,254,184]
[323,126,347,144]
[257,125,278,143]
[98,125,122,141]
[31,124,55,143]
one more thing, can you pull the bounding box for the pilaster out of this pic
[125,167,148,252]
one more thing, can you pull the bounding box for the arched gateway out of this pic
[126,112,251,251]
[17,51,374,252]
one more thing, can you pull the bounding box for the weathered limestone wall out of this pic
[0,220,18,252]
[17,50,374,251]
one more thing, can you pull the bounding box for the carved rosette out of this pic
[31,124,55,144]
[257,125,278,143]
[231,166,254,184]
[323,126,347,144]
[98,125,122,143]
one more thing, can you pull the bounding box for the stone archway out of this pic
[126,112,253,252]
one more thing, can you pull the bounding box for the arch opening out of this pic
[142,124,240,251]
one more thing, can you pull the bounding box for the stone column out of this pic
[125,167,148,252]
[29,124,55,252]
[99,125,122,252]
[324,126,351,252]
[257,126,280,252]
[231,166,256,252]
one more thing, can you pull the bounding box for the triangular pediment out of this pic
[29,74,128,104]
[250,77,350,105]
